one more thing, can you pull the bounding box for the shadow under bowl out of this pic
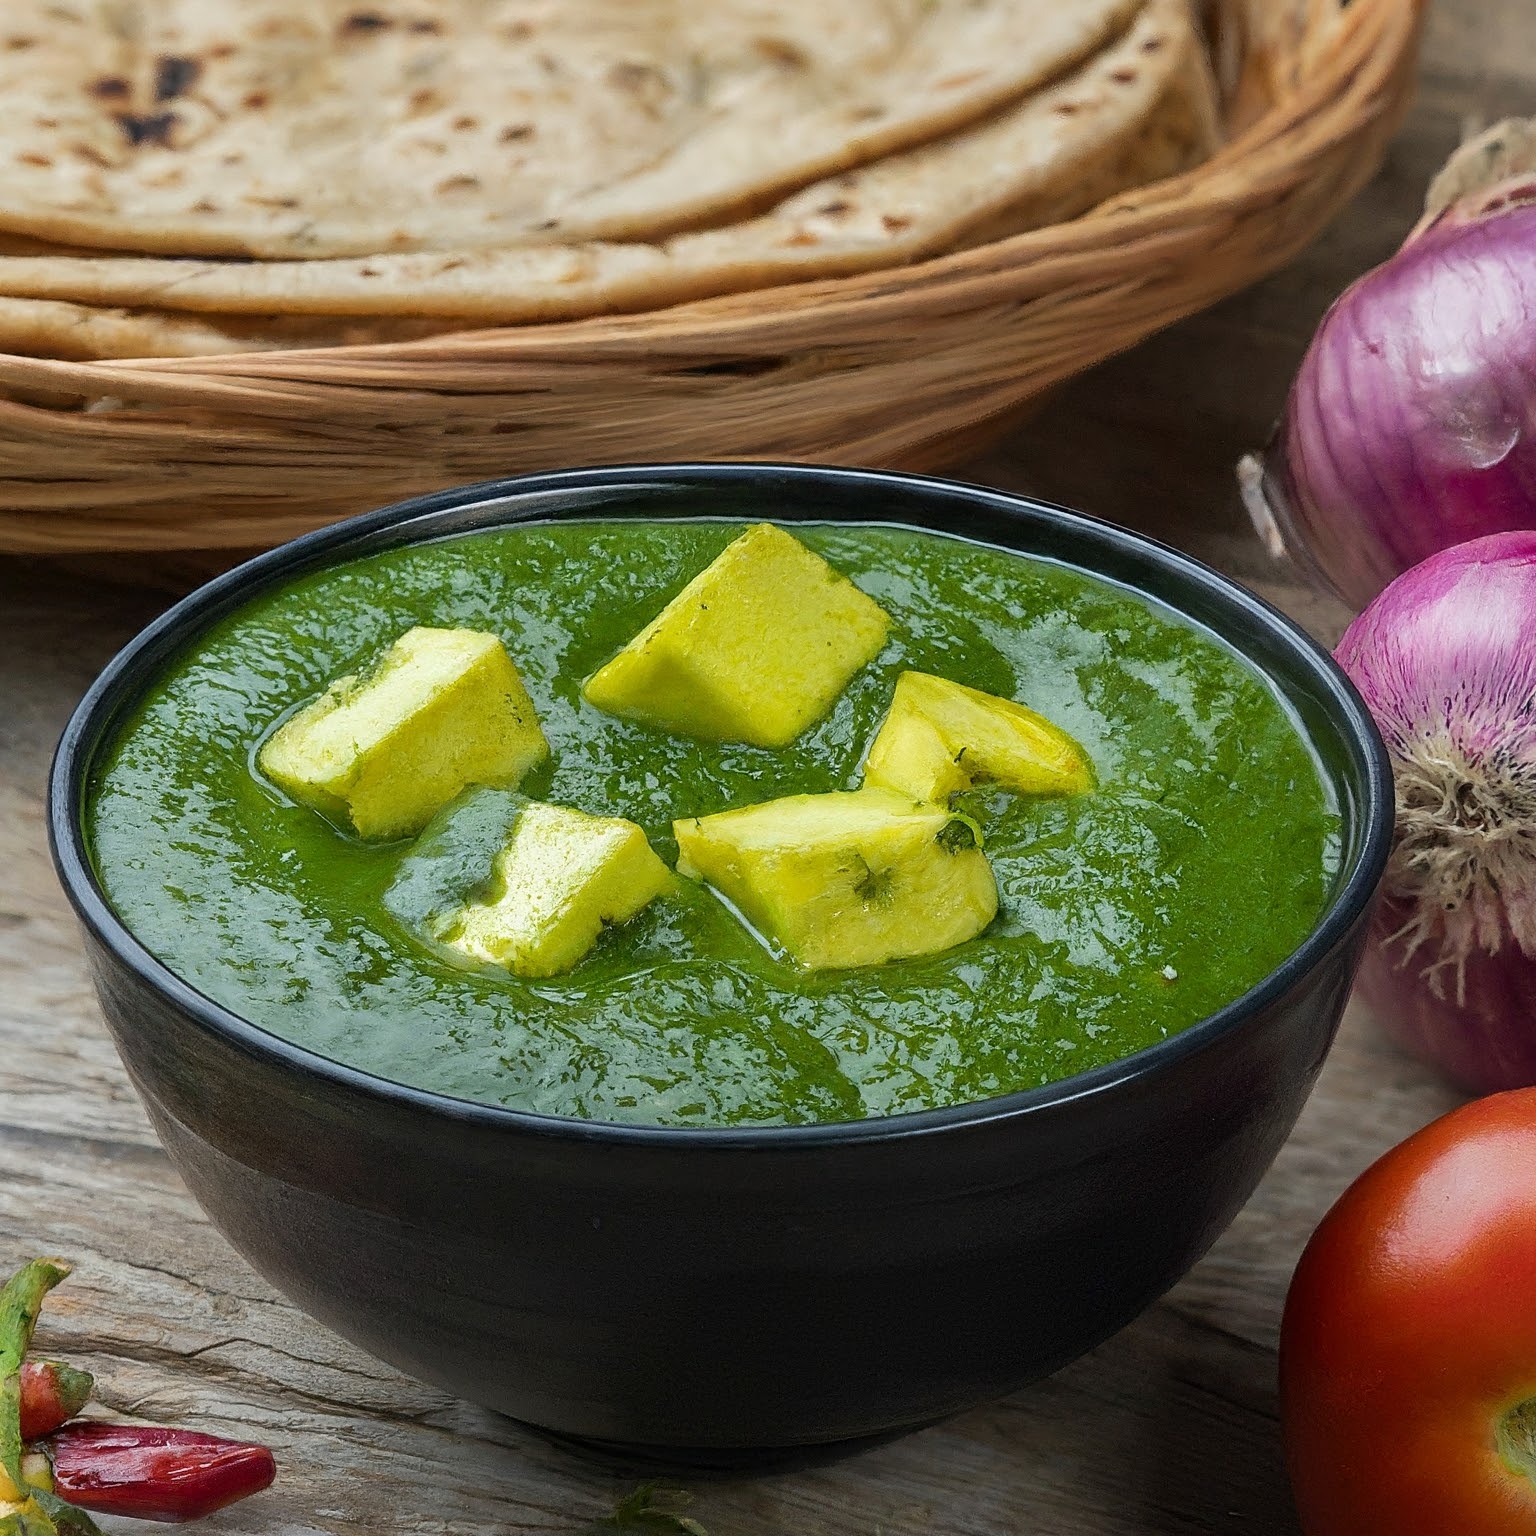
[49,464,1392,1462]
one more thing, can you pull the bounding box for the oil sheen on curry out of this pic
[87,518,1341,1127]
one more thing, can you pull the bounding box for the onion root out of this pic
[1383,728,1536,1002]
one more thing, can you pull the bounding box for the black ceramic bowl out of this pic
[50,465,1392,1460]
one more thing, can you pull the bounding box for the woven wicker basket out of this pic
[0,0,1421,553]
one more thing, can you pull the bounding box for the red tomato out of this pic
[1281,1090,1536,1535]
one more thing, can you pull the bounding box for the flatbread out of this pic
[0,297,459,359]
[0,0,1141,258]
[0,0,1217,331]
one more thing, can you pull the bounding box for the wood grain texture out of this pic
[0,2,1524,1528]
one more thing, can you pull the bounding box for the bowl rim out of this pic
[49,462,1393,1148]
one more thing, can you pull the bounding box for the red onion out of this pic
[1240,121,1536,609]
[1335,531,1536,1092]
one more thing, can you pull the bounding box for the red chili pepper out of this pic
[45,1424,276,1524]
[18,1361,94,1442]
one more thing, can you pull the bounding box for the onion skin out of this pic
[1336,532,1536,1092]
[1355,901,1536,1093]
[1256,200,1536,609]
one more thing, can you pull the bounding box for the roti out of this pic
[0,0,1215,336]
[0,297,459,359]
[0,0,1141,258]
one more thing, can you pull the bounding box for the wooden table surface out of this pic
[1,4,1526,1530]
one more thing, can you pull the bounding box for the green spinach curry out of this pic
[87,519,1341,1127]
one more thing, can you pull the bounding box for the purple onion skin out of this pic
[1336,531,1536,1093]
[1272,203,1536,609]
[1354,902,1536,1094]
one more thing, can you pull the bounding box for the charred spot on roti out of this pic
[88,77,131,102]
[452,115,479,132]
[154,55,202,103]
[340,12,393,35]
[607,61,672,114]
[242,92,269,111]
[436,175,481,195]
[18,152,51,167]
[499,123,534,143]
[114,112,179,149]
[609,61,667,91]
[753,37,808,69]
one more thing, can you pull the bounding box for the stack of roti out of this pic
[0,0,1221,360]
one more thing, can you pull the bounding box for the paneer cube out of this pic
[673,787,997,971]
[862,671,1091,803]
[582,522,890,747]
[437,800,672,978]
[258,626,548,840]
